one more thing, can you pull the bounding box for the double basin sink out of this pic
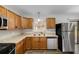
[24,32,56,37]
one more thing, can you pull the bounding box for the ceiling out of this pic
[4,5,79,22]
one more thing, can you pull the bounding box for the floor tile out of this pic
[25,50,62,54]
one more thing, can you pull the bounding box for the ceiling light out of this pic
[37,12,40,21]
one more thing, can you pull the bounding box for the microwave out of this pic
[0,16,8,30]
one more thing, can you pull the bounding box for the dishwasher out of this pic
[47,37,58,49]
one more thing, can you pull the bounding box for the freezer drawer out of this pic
[47,37,58,49]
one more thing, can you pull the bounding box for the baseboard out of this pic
[26,49,58,50]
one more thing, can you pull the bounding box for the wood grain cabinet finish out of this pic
[21,17,27,29]
[0,6,22,30]
[16,37,47,54]
[15,15,22,29]
[32,37,47,49]
[39,37,47,49]
[0,6,7,16]
[25,37,31,50]
[0,6,33,30]
[16,40,24,54]
[7,10,16,30]
[26,18,33,29]
[46,18,56,29]
[32,37,39,49]
[21,17,33,29]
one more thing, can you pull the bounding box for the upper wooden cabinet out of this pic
[7,10,22,30]
[0,6,7,16]
[21,17,27,29]
[0,6,22,30]
[46,18,56,29]
[22,17,33,29]
[27,18,33,29]
[7,10,16,30]
[15,15,22,29]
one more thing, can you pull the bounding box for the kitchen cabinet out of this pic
[25,37,31,50]
[21,17,28,29]
[15,15,22,29]
[27,18,33,29]
[7,10,16,30]
[32,37,47,49]
[16,40,24,54]
[40,37,47,49]
[0,6,7,17]
[0,6,22,30]
[32,37,39,49]
[22,17,33,29]
[23,38,26,53]
[46,18,56,29]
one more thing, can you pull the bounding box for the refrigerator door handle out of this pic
[69,23,72,30]
[69,23,73,31]
[62,34,64,39]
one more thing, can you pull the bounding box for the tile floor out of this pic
[24,44,79,54]
[25,50,62,54]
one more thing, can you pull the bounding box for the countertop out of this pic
[0,34,58,44]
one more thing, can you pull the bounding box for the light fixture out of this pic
[37,12,40,21]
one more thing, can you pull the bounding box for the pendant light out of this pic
[37,12,40,21]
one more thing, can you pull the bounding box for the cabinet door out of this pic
[27,18,33,29]
[40,37,47,49]
[15,15,22,29]
[0,6,7,16]
[46,18,56,29]
[7,10,16,30]
[32,37,39,49]
[16,40,24,54]
[21,17,33,29]
[21,17,27,29]
[25,37,31,50]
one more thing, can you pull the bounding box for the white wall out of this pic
[47,14,79,24]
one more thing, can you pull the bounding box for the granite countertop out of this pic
[0,34,58,44]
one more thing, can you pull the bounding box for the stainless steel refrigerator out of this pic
[56,23,75,53]
[77,22,79,44]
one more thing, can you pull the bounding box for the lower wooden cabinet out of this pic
[25,37,31,50]
[16,37,47,54]
[32,37,39,49]
[39,37,47,49]
[32,37,47,49]
[16,40,24,54]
